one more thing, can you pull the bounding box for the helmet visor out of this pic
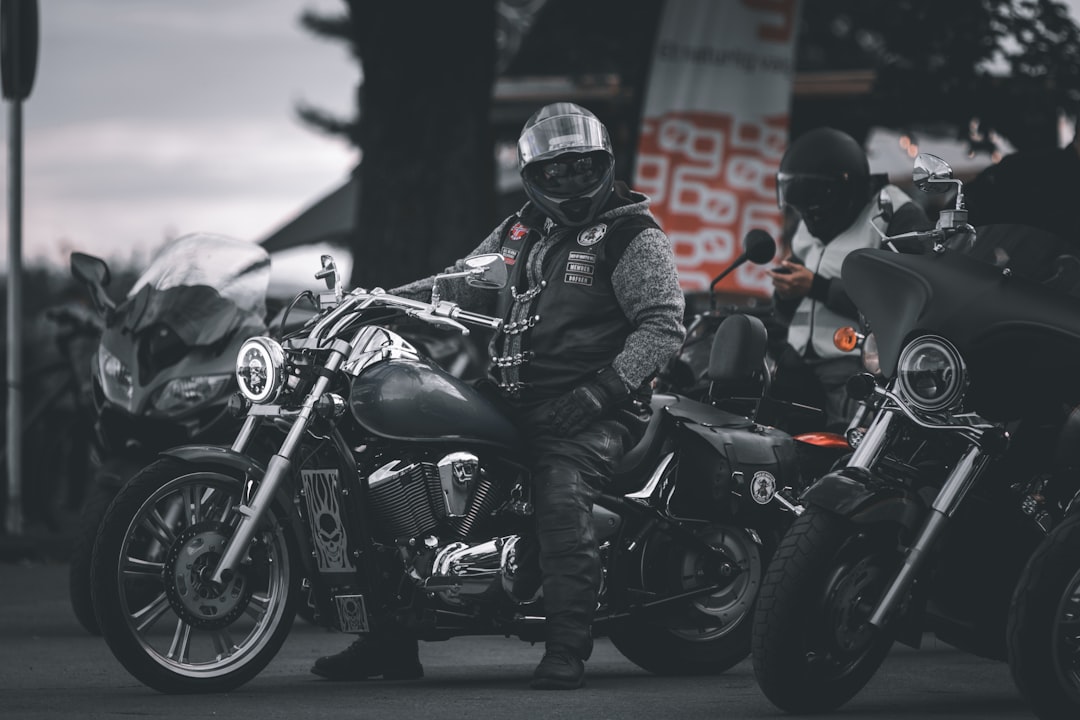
[776,172,843,213]
[522,151,613,199]
[518,114,612,165]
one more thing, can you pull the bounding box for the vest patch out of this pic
[577,223,607,246]
[566,262,594,275]
[564,273,594,286]
[509,222,529,241]
[500,246,519,265]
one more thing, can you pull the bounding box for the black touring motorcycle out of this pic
[752,153,1080,716]
[90,235,845,693]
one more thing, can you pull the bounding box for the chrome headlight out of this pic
[150,375,233,415]
[236,337,286,404]
[896,335,966,413]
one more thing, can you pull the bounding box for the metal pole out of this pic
[5,95,24,537]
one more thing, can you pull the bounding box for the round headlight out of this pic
[896,335,966,412]
[236,337,285,404]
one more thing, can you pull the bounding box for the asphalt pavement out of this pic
[0,551,1039,720]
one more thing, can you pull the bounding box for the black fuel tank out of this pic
[349,359,521,450]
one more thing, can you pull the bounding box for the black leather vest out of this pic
[491,206,659,402]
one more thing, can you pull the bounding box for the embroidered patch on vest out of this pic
[502,222,529,265]
[577,223,607,246]
[565,250,596,285]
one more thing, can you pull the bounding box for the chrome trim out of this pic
[626,451,675,500]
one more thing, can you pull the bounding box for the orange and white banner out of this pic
[634,0,800,296]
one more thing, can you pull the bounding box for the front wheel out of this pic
[609,524,764,675]
[752,507,898,713]
[91,457,298,693]
[1008,513,1080,720]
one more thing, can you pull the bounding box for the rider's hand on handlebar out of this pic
[768,260,813,299]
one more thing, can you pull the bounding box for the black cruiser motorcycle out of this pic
[751,153,1080,714]
[89,235,844,693]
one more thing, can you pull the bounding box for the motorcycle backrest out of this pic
[705,314,768,397]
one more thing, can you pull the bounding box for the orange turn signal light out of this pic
[833,326,860,353]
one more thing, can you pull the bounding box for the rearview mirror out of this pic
[913,153,957,195]
[463,253,508,289]
[70,251,116,317]
[71,251,110,287]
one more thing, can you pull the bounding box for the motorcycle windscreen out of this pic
[116,233,270,346]
[844,224,1080,418]
[126,233,271,319]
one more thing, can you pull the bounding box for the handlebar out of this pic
[304,288,502,347]
[881,224,975,254]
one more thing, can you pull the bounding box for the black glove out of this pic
[547,366,630,437]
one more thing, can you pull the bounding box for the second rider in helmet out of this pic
[769,127,931,430]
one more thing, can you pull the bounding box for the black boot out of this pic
[530,645,585,690]
[311,634,423,681]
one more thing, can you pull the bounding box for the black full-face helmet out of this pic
[518,103,615,227]
[777,127,870,242]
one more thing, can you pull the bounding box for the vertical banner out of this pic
[634,0,800,297]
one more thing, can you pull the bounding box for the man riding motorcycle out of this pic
[311,102,686,690]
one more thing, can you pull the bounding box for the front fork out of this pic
[846,403,995,628]
[868,443,988,627]
[210,345,346,584]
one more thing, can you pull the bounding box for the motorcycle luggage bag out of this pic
[664,400,799,520]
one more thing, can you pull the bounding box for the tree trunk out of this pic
[347,1,497,290]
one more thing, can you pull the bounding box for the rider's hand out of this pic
[547,366,629,437]
[768,260,814,300]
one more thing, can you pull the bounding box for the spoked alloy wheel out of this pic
[752,507,898,713]
[91,458,297,693]
[1008,514,1080,720]
[609,523,763,675]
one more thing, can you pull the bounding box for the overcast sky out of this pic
[2,0,1079,274]
[1,0,359,271]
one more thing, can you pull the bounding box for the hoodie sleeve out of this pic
[609,226,686,389]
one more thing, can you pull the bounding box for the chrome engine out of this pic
[365,451,542,607]
[366,451,503,542]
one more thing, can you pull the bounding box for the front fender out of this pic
[801,469,926,533]
[161,444,267,477]
[160,443,318,579]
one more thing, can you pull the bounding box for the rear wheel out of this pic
[1008,513,1080,720]
[69,457,145,635]
[609,523,763,675]
[91,457,297,693]
[752,507,898,713]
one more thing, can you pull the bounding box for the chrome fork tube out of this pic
[230,415,260,454]
[211,347,346,584]
[868,443,988,627]
[848,409,897,472]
